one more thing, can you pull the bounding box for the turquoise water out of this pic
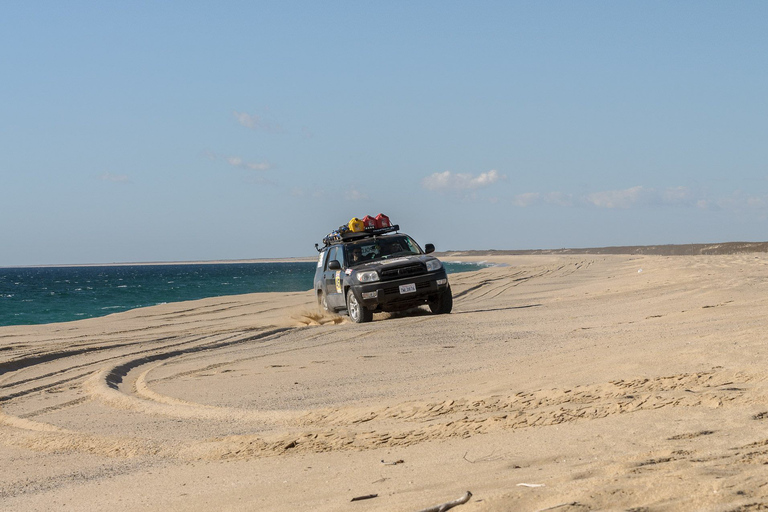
[0,261,486,327]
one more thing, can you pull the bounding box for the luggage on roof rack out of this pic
[362,215,376,230]
[321,224,400,247]
[374,213,391,229]
[348,217,365,233]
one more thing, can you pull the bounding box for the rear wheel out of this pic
[347,289,373,323]
[429,286,453,315]
[317,291,331,313]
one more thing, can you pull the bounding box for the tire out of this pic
[317,291,331,313]
[429,286,453,315]
[346,289,373,323]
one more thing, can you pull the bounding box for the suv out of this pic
[314,225,452,323]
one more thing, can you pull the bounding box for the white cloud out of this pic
[511,184,768,216]
[661,186,694,205]
[747,197,768,208]
[226,156,271,171]
[715,191,768,213]
[99,172,131,183]
[234,111,259,129]
[345,187,369,201]
[204,151,272,171]
[233,110,281,132]
[512,192,540,207]
[291,187,326,198]
[584,186,699,209]
[585,186,649,209]
[545,192,575,207]
[422,169,504,191]
[512,191,575,208]
[511,186,701,209]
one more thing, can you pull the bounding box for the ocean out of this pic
[0,261,487,327]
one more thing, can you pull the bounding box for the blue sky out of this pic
[3,1,768,266]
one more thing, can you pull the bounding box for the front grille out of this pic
[383,280,431,296]
[379,263,425,280]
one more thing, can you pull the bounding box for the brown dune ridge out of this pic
[441,240,768,257]
[3,253,768,510]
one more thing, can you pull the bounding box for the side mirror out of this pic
[424,243,435,254]
[328,260,342,270]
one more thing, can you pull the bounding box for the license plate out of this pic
[399,283,416,294]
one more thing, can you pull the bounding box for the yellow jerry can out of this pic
[348,217,365,233]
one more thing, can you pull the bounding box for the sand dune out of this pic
[3,254,768,510]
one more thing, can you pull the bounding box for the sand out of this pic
[2,253,768,511]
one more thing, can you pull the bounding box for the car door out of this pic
[324,246,344,308]
[335,245,347,308]
[315,249,328,291]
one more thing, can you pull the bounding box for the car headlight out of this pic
[356,270,379,283]
[426,259,442,272]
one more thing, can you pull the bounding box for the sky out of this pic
[2,1,768,266]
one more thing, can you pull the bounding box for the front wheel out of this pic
[429,286,453,315]
[347,289,373,323]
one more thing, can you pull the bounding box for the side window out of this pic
[317,250,326,268]
[405,237,421,254]
[337,245,346,267]
[325,247,337,270]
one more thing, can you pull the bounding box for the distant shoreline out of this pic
[438,240,768,257]
[4,240,768,269]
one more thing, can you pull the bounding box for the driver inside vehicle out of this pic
[351,247,363,263]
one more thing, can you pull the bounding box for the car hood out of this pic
[350,254,437,272]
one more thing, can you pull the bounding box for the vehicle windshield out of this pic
[346,235,422,266]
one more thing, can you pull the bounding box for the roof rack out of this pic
[319,224,400,249]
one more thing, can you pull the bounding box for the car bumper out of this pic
[353,270,449,310]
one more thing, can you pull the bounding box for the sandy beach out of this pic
[3,253,768,511]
